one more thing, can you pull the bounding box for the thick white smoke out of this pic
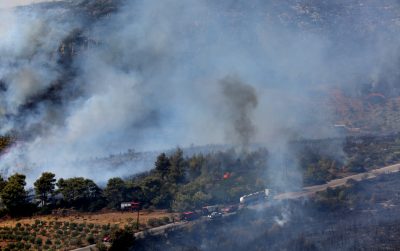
[0,0,399,183]
[0,10,54,114]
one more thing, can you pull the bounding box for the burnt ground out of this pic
[132,172,400,251]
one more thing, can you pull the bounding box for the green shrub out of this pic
[70,238,79,246]
[69,237,83,247]
[147,218,163,227]
[101,229,110,235]
[15,242,24,249]
[87,234,95,244]
[162,216,171,224]
[7,243,15,249]
[96,241,108,251]
[36,237,43,246]
[109,228,135,251]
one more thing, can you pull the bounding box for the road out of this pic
[275,163,400,200]
[134,221,189,238]
[70,221,191,251]
[70,244,95,251]
[71,162,400,251]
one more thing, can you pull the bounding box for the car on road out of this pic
[181,211,200,221]
[208,212,222,220]
[221,205,238,213]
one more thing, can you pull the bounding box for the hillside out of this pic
[2,1,400,250]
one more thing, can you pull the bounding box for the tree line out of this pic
[0,148,269,217]
[1,135,390,217]
[0,172,106,217]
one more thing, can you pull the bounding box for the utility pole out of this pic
[136,208,140,230]
[133,202,140,230]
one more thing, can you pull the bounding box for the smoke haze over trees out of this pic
[0,0,400,183]
[2,2,400,251]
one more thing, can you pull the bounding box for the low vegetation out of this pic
[0,220,116,251]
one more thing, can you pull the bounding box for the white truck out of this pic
[239,189,270,204]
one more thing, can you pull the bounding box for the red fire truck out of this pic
[120,201,140,211]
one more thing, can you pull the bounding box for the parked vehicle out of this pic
[120,201,140,211]
[181,211,200,221]
[221,204,238,213]
[202,205,220,215]
[239,189,270,204]
[208,212,222,220]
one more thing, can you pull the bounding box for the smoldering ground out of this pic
[0,0,400,183]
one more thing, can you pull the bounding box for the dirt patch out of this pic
[0,210,175,229]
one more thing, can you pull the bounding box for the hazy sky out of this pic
[0,0,54,9]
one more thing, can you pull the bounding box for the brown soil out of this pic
[0,210,175,229]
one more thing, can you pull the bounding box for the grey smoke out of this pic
[219,76,258,149]
[0,0,399,183]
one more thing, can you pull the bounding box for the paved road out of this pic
[274,163,400,200]
[70,244,95,251]
[134,221,189,238]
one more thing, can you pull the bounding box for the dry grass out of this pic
[0,210,175,229]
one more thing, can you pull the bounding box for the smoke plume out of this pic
[219,76,258,149]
